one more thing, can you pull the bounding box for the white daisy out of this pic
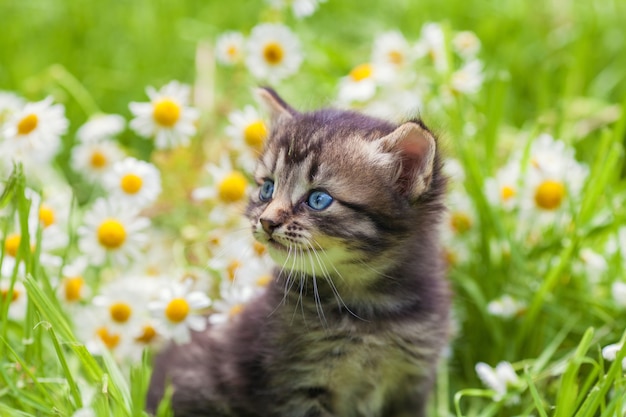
[225,105,269,152]
[91,276,159,336]
[76,307,129,356]
[129,81,199,149]
[208,233,274,291]
[71,139,125,183]
[371,31,414,72]
[452,31,481,59]
[26,186,71,253]
[602,342,626,368]
[209,283,256,326]
[216,31,245,66]
[440,188,476,266]
[475,361,523,402]
[1,96,68,164]
[76,114,125,143]
[103,157,162,208]
[521,134,588,219]
[337,63,384,104]
[484,160,522,211]
[449,60,484,95]
[415,22,448,73]
[0,280,27,321]
[148,278,211,344]
[486,295,526,318]
[57,257,91,306]
[1,230,29,277]
[0,91,24,123]
[245,23,303,83]
[77,198,151,266]
[192,155,251,223]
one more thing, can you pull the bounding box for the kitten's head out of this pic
[246,88,445,284]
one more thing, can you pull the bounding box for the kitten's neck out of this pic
[269,228,446,322]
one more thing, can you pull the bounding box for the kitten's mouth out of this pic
[266,237,288,251]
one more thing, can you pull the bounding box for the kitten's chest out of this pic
[286,322,430,416]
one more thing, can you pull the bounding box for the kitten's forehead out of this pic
[258,109,396,176]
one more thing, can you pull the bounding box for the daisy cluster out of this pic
[216,23,303,84]
[0,83,215,363]
[336,23,484,121]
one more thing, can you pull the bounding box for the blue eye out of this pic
[259,180,274,201]
[307,190,333,210]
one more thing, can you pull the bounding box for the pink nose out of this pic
[260,218,280,236]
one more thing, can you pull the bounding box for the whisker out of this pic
[268,243,295,318]
[309,238,368,322]
[307,249,328,328]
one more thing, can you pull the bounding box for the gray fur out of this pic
[147,88,450,417]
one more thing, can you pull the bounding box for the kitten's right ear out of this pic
[255,87,295,124]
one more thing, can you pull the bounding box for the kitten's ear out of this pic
[255,87,295,125]
[379,121,437,200]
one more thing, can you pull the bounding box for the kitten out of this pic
[147,88,450,417]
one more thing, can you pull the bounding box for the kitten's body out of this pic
[147,89,450,417]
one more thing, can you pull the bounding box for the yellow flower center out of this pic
[96,326,121,350]
[165,298,190,323]
[256,274,272,287]
[263,42,284,65]
[229,303,244,317]
[97,219,127,249]
[109,302,133,323]
[63,277,84,302]
[534,180,566,210]
[135,324,158,344]
[152,98,181,127]
[90,150,108,169]
[443,249,458,266]
[120,173,143,195]
[4,233,21,258]
[388,50,404,66]
[349,63,373,82]
[218,172,248,203]
[243,120,268,149]
[39,205,56,228]
[450,212,472,234]
[226,45,239,58]
[1,288,20,303]
[227,260,241,281]
[253,241,267,257]
[17,113,38,135]
[501,185,516,202]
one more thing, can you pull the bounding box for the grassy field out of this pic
[1,0,626,416]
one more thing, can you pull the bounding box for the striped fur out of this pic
[147,88,450,417]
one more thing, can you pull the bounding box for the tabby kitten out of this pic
[147,88,450,417]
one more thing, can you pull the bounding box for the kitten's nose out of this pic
[260,218,280,236]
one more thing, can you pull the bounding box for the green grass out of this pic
[1,0,626,416]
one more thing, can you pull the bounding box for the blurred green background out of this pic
[2,0,625,129]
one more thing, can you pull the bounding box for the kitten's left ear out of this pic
[379,121,437,200]
[255,87,296,125]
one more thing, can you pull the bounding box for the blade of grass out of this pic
[45,323,83,409]
[0,336,54,405]
[524,367,549,417]
[575,331,626,417]
[554,327,594,417]
[576,129,622,227]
